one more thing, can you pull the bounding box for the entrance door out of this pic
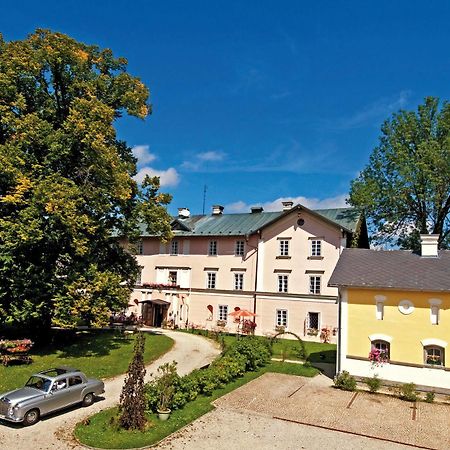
[153,304,168,327]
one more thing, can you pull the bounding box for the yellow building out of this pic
[329,235,450,390]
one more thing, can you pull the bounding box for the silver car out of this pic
[0,367,104,425]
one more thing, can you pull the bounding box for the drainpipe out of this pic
[245,231,260,320]
[337,291,342,374]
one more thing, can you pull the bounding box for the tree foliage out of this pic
[349,97,450,249]
[119,332,147,430]
[0,30,172,332]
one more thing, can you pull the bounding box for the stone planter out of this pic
[157,409,171,421]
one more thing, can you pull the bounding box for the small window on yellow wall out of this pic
[424,346,444,366]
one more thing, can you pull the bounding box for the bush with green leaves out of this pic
[398,382,418,402]
[334,371,357,391]
[145,336,272,412]
[365,375,382,393]
[425,391,435,403]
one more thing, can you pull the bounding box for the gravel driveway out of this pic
[0,329,220,450]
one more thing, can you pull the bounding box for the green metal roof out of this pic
[137,206,362,237]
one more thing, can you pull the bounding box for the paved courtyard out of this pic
[157,373,450,450]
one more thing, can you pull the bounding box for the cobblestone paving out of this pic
[213,373,450,450]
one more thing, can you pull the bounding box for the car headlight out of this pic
[8,405,19,418]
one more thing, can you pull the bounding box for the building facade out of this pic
[329,235,450,390]
[126,202,368,342]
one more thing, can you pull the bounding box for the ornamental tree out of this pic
[0,30,172,333]
[349,97,450,249]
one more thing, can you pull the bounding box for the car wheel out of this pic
[82,393,94,407]
[23,409,40,426]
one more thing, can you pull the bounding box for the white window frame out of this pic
[218,304,228,321]
[234,272,244,290]
[170,240,179,255]
[208,240,217,256]
[277,274,288,293]
[276,309,288,327]
[136,239,143,255]
[374,295,387,320]
[424,345,445,366]
[168,271,177,285]
[235,240,245,256]
[279,240,289,256]
[136,267,143,285]
[309,275,321,295]
[306,311,320,330]
[206,272,217,289]
[310,239,322,257]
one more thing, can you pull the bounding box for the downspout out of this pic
[245,232,259,320]
[337,291,342,374]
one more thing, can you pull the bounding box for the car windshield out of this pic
[25,376,51,392]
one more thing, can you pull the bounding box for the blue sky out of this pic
[2,1,450,215]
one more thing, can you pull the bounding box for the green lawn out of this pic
[75,361,319,449]
[0,330,173,393]
[219,334,336,364]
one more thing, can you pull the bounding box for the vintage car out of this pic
[0,366,105,425]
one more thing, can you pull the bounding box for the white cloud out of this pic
[181,150,227,171]
[197,151,225,162]
[226,194,348,213]
[324,90,412,130]
[134,167,180,187]
[132,145,157,165]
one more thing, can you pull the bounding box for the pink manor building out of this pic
[125,201,368,342]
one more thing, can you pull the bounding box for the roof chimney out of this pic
[420,234,439,257]
[212,205,224,215]
[251,206,264,214]
[178,207,190,219]
[282,201,294,211]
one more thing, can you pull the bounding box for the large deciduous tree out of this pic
[0,30,172,333]
[349,97,450,250]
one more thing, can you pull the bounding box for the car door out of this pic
[42,379,70,413]
[66,375,86,404]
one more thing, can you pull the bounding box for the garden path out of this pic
[0,329,220,449]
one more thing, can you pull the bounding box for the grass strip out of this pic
[74,361,319,449]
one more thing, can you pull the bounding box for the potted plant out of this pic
[155,362,178,420]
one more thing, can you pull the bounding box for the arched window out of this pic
[424,346,445,366]
[371,340,390,361]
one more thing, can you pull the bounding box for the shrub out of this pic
[365,375,382,393]
[398,382,418,402]
[225,337,271,371]
[334,371,357,391]
[425,391,435,403]
[118,332,147,430]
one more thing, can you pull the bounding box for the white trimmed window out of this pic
[374,295,386,320]
[311,240,322,257]
[136,267,143,285]
[306,312,320,330]
[279,240,289,256]
[372,340,390,360]
[218,305,228,321]
[276,309,288,327]
[208,240,217,256]
[136,239,143,255]
[235,240,245,256]
[234,273,244,290]
[278,274,288,293]
[429,299,442,325]
[309,276,321,295]
[168,271,177,285]
[424,346,445,366]
[170,240,179,255]
[207,272,217,289]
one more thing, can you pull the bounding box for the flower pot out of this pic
[157,409,171,421]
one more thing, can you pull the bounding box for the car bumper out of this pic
[0,413,23,423]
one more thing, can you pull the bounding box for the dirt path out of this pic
[0,329,220,450]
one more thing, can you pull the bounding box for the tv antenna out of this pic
[202,185,207,215]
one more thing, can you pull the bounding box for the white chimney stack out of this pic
[420,234,439,257]
[282,201,294,211]
[212,205,224,215]
[178,207,190,218]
